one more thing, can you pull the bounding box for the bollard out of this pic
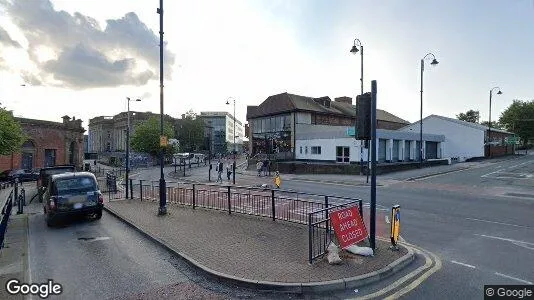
[129,179,133,199]
[192,184,196,209]
[227,186,231,215]
[140,180,143,201]
[271,189,276,221]
[21,188,26,206]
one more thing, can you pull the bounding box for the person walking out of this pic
[256,160,262,177]
[226,162,232,181]
[216,160,224,183]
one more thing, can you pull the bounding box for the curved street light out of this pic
[419,52,439,168]
[349,37,367,178]
[125,97,141,199]
[488,87,503,158]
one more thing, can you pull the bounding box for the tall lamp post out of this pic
[125,97,141,199]
[157,0,167,215]
[206,122,213,181]
[488,87,503,158]
[226,97,236,185]
[350,37,365,178]
[419,53,439,168]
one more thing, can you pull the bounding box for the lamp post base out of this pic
[158,206,167,215]
[158,178,167,215]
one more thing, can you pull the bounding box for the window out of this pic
[55,177,97,195]
[336,146,350,163]
[44,149,56,167]
[311,146,322,155]
[305,146,308,154]
[300,146,302,154]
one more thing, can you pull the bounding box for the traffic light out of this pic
[356,92,372,140]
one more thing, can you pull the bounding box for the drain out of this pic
[78,237,95,241]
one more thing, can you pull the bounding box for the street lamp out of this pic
[350,37,366,178]
[419,53,439,168]
[125,97,141,199]
[488,87,503,158]
[226,97,236,184]
[157,0,167,215]
[205,122,213,181]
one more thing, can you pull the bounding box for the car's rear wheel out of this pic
[93,210,102,220]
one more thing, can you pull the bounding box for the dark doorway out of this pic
[21,140,35,170]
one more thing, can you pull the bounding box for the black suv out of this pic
[37,165,76,202]
[43,172,103,226]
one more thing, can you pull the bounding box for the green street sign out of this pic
[346,127,357,137]
[506,136,518,144]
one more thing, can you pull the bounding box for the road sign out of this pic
[330,206,368,249]
[390,205,400,248]
[160,136,168,147]
[346,127,357,137]
[506,136,518,144]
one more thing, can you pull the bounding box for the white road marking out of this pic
[450,260,476,269]
[481,170,502,178]
[475,234,534,246]
[494,272,533,284]
[87,237,112,242]
[508,161,534,169]
[466,217,529,228]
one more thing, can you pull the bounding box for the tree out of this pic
[456,110,480,123]
[499,100,534,145]
[175,110,205,152]
[480,120,502,130]
[131,117,175,157]
[0,108,25,155]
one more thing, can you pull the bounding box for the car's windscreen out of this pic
[55,177,96,195]
[43,168,75,176]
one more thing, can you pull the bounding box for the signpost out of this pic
[390,205,400,249]
[330,206,368,249]
[273,171,281,189]
[160,136,168,147]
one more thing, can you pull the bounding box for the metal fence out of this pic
[0,189,14,249]
[307,200,363,263]
[96,173,124,200]
[123,180,361,227]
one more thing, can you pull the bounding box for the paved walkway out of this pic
[105,199,410,291]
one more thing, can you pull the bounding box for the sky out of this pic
[0,0,533,130]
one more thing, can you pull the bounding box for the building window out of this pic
[311,146,322,155]
[44,149,56,167]
[336,146,350,163]
[300,146,302,154]
[305,146,308,154]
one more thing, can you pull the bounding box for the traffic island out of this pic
[104,199,414,293]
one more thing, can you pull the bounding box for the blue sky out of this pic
[0,0,532,128]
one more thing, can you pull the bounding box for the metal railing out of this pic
[308,200,363,263]
[125,180,361,226]
[0,189,14,249]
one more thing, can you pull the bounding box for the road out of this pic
[108,154,534,299]
[24,197,296,300]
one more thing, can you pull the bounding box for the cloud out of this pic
[2,0,174,89]
[42,43,154,89]
[20,71,42,86]
[0,25,21,48]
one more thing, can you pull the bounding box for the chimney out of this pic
[335,96,352,105]
[62,115,71,124]
[182,114,186,119]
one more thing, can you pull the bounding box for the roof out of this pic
[401,114,514,134]
[247,92,409,124]
[51,172,96,180]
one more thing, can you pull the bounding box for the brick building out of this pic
[0,115,85,171]
[246,92,409,158]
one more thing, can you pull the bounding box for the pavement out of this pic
[104,198,414,293]
[0,186,29,300]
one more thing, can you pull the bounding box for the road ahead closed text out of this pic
[330,206,368,249]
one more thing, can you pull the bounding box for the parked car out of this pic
[0,169,39,183]
[37,165,76,202]
[43,172,103,227]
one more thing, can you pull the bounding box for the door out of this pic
[425,142,438,159]
[378,139,387,163]
[22,153,33,170]
[44,149,56,167]
[404,141,410,161]
[392,140,400,162]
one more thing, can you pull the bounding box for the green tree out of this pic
[0,108,25,155]
[131,117,175,157]
[456,110,480,123]
[499,100,534,145]
[480,120,502,129]
[175,110,205,152]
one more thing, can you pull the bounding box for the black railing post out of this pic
[308,213,313,264]
[129,179,133,199]
[227,186,231,215]
[358,199,363,218]
[21,188,26,206]
[192,184,196,209]
[140,180,143,201]
[271,189,276,221]
[324,196,329,220]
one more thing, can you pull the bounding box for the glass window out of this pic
[305,146,308,154]
[300,146,302,154]
[55,177,97,195]
[311,146,321,155]
[336,146,350,163]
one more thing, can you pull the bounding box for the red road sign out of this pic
[330,206,368,249]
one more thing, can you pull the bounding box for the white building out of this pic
[296,125,445,163]
[199,112,244,154]
[399,115,514,161]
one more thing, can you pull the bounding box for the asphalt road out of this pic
[279,155,534,299]
[24,199,298,300]
[116,155,534,299]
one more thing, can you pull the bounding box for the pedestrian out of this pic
[256,160,262,177]
[226,162,232,181]
[262,160,268,176]
[216,160,223,183]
